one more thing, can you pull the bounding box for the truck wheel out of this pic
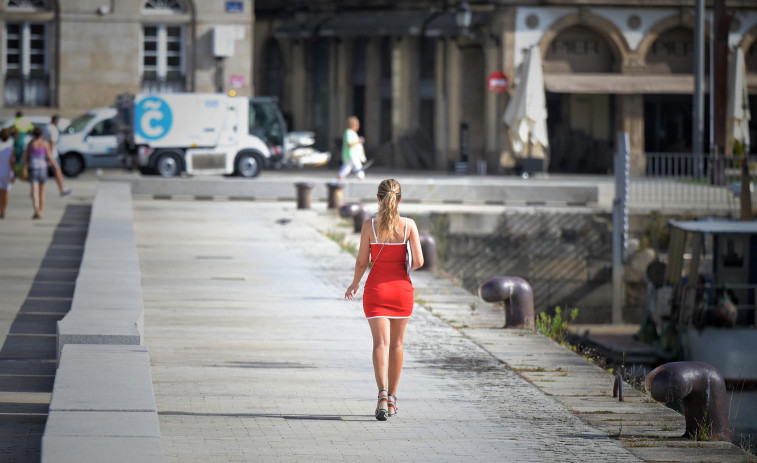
[155,153,182,177]
[60,153,85,177]
[236,153,262,178]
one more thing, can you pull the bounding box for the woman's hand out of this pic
[344,282,359,301]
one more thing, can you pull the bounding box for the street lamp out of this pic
[456,1,472,35]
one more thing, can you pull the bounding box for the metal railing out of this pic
[630,153,757,212]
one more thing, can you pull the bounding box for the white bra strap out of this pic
[403,218,408,243]
[371,218,378,242]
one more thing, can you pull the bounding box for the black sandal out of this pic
[375,390,388,421]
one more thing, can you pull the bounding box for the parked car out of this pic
[57,107,119,177]
[0,115,71,132]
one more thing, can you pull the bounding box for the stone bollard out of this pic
[418,232,437,271]
[646,361,731,441]
[478,276,535,329]
[326,182,344,209]
[295,182,314,209]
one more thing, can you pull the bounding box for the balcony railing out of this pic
[630,153,757,212]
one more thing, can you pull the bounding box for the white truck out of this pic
[116,93,329,177]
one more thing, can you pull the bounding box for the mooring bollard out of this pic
[338,202,370,233]
[478,276,535,329]
[326,182,344,210]
[418,232,437,271]
[646,361,731,441]
[612,373,624,401]
[295,182,314,210]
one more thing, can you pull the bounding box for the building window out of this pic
[4,22,49,106]
[141,25,185,93]
[7,0,47,10]
[143,0,185,13]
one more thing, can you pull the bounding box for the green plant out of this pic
[693,411,714,441]
[323,231,359,257]
[536,306,579,343]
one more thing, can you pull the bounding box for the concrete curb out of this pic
[43,182,163,463]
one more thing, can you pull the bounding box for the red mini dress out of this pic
[363,218,414,319]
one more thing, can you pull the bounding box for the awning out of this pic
[544,74,698,95]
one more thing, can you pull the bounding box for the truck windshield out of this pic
[63,114,96,134]
[249,101,284,148]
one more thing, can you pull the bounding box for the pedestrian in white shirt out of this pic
[43,115,71,197]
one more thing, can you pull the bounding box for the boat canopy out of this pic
[669,219,757,235]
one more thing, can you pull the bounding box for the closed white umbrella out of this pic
[726,46,751,155]
[503,46,549,163]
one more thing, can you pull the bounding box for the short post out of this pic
[646,361,731,441]
[326,182,344,210]
[418,232,437,271]
[478,276,535,330]
[295,182,314,210]
[338,202,370,233]
[612,373,624,401]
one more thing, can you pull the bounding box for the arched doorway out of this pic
[644,27,709,153]
[543,25,618,173]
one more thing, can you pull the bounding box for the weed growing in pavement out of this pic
[693,411,714,441]
[535,306,579,343]
[324,230,359,257]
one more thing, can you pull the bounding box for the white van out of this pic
[57,107,119,177]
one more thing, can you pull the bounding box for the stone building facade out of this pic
[0,0,254,118]
[2,0,756,175]
[255,1,757,174]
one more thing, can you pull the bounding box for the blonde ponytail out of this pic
[376,179,402,242]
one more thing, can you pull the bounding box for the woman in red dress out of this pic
[345,179,424,420]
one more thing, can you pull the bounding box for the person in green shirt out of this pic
[337,116,367,181]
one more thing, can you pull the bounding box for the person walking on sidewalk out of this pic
[0,128,14,218]
[23,127,57,219]
[337,116,367,181]
[344,179,424,420]
[43,115,72,197]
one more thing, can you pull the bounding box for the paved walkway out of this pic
[134,198,637,462]
[1,171,754,462]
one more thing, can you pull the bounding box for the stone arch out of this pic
[537,12,629,73]
[636,12,711,60]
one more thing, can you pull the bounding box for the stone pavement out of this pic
[133,195,754,462]
[1,171,755,462]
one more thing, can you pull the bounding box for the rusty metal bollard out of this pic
[478,276,535,329]
[295,182,314,209]
[646,361,731,441]
[338,202,371,233]
[339,202,362,219]
[418,232,437,271]
[612,373,624,401]
[326,182,344,209]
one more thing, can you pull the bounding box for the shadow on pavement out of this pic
[0,205,89,462]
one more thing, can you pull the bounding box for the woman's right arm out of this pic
[344,220,372,300]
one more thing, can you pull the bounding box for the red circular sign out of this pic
[487,71,508,93]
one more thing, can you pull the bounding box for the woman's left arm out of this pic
[408,218,424,271]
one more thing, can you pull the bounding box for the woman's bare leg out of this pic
[0,190,7,216]
[387,318,409,396]
[30,182,39,216]
[367,318,390,392]
[38,183,45,215]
